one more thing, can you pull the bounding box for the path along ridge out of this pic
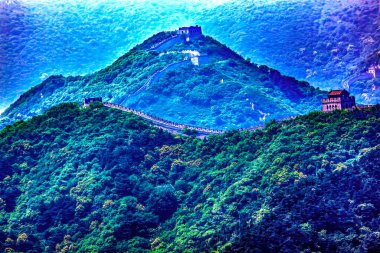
[112,35,296,137]
[118,59,190,105]
[119,35,203,105]
[104,102,297,138]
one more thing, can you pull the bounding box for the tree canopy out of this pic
[0,103,379,252]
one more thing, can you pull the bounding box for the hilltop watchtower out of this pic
[178,25,202,39]
[84,97,102,107]
[322,90,356,112]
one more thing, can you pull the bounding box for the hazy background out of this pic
[1,0,379,113]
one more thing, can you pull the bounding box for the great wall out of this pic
[118,59,191,105]
[104,102,228,138]
[101,102,300,138]
[86,26,373,138]
[149,35,179,51]
[343,65,380,89]
[118,29,208,106]
[108,28,243,137]
[83,100,295,139]
[101,102,298,138]
[88,28,268,137]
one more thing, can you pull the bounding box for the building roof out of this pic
[328,90,348,96]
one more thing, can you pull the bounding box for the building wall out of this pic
[322,97,355,112]
[322,99,341,111]
[178,29,189,35]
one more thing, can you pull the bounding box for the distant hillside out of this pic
[201,0,380,101]
[365,49,380,67]
[345,48,380,103]
[0,103,379,252]
[0,31,325,130]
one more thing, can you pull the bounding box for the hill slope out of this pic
[0,103,379,252]
[0,31,325,130]
[202,0,380,92]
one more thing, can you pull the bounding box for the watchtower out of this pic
[84,97,102,107]
[178,25,203,39]
[322,90,356,112]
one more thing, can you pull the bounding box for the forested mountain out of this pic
[0,32,325,130]
[1,2,379,253]
[1,0,379,111]
[0,102,379,252]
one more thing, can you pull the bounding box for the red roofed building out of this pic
[322,89,356,112]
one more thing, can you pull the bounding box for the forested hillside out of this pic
[0,103,379,252]
[0,32,325,130]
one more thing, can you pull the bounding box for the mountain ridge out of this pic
[2,0,379,111]
[0,30,325,130]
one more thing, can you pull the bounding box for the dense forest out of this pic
[0,102,379,252]
[0,31,325,130]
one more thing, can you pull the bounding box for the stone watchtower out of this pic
[322,90,356,112]
[83,97,102,107]
[178,25,202,39]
